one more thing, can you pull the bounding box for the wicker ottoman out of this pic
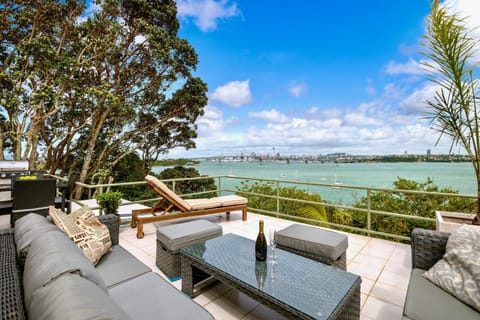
[156,220,222,278]
[275,224,348,270]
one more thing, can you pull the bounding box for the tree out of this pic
[352,177,476,237]
[423,0,480,223]
[0,1,207,198]
[0,1,86,166]
[157,166,217,199]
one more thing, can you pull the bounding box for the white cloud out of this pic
[168,85,455,157]
[210,80,253,107]
[306,106,318,115]
[446,0,480,36]
[288,82,307,97]
[385,59,426,75]
[400,83,438,114]
[196,105,225,136]
[176,0,240,32]
[249,109,288,123]
[382,83,404,100]
[343,113,383,126]
[444,0,480,61]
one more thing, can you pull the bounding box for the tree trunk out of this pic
[74,109,108,199]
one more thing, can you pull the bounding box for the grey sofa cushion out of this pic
[275,224,348,260]
[23,230,107,310]
[29,272,130,320]
[109,272,214,320]
[403,269,479,320]
[155,219,223,251]
[14,213,60,265]
[96,245,151,287]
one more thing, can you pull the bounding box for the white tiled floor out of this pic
[119,212,411,320]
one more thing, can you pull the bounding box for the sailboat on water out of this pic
[333,173,342,188]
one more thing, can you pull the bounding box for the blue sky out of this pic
[166,0,480,158]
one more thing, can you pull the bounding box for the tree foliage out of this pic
[351,177,476,237]
[156,166,217,199]
[237,181,327,222]
[0,1,207,198]
[423,0,480,221]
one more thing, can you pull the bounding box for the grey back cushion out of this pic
[23,230,107,310]
[14,213,60,265]
[29,272,130,320]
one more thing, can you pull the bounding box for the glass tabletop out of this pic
[181,233,360,320]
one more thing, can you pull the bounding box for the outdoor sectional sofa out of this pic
[0,213,213,320]
[403,228,479,319]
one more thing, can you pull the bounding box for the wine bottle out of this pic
[255,220,267,261]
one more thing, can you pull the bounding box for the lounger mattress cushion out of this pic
[156,220,222,251]
[211,195,248,206]
[185,198,222,210]
[109,272,214,320]
[96,245,151,288]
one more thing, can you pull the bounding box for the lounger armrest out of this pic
[410,228,449,270]
[98,214,120,246]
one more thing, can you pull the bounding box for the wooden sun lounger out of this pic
[131,175,248,238]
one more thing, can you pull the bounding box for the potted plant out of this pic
[423,0,479,231]
[96,191,123,215]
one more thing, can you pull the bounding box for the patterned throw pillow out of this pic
[423,224,480,312]
[49,206,112,265]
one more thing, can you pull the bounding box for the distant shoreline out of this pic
[155,154,471,166]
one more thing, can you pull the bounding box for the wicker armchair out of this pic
[403,228,479,320]
[410,228,449,270]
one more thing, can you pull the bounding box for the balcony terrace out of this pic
[6,173,462,319]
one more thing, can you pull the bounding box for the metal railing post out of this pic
[276,179,280,217]
[367,189,371,237]
[218,177,222,196]
[172,181,176,193]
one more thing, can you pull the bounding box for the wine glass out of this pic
[269,228,277,264]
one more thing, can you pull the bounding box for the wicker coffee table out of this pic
[181,233,361,320]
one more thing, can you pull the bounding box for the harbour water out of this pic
[153,161,476,205]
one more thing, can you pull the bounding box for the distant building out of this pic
[427,149,431,156]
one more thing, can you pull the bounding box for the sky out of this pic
[78,1,480,158]
[162,0,480,158]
